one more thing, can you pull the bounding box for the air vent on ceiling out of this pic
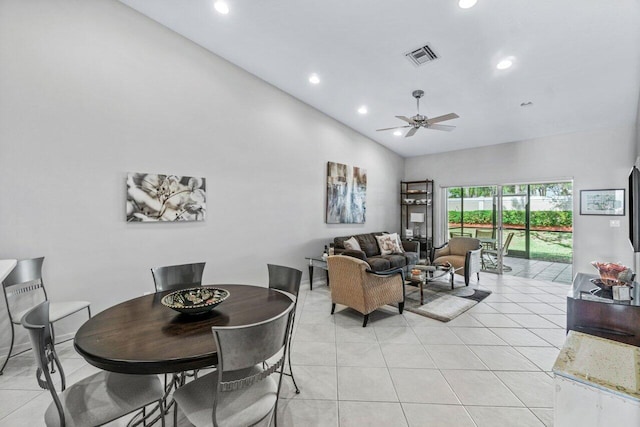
[405,43,439,67]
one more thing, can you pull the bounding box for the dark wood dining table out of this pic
[74,284,293,375]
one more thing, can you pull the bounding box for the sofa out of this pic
[333,231,419,271]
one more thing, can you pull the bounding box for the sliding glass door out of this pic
[446,182,573,276]
[447,186,497,238]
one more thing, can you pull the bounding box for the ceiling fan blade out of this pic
[428,124,456,132]
[426,113,459,125]
[405,127,419,137]
[396,115,417,125]
[376,125,411,132]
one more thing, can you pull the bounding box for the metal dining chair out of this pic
[151,262,206,292]
[267,264,302,394]
[173,302,295,427]
[22,301,166,427]
[483,232,515,271]
[151,261,207,411]
[1,257,91,375]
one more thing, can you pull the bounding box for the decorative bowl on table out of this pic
[590,262,634,289]
[161,287,230,315]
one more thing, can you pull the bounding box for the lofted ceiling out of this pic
[120,0,640,158]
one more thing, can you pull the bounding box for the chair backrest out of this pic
[448,237,481,255]
[22,301,66,425]
[327,255,367,283]
[151,262,206,292]
[267,264,302,299]
[211,303,294,425]
[475,229,494,239]
[502,233,515,255]
[2,257,47,323]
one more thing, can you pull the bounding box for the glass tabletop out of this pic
[404,263,452,283]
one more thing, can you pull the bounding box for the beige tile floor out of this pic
[0,273,568,426]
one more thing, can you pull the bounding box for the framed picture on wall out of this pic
[126,172,206,222]
[579,189,625,216]
[326,161,367,224]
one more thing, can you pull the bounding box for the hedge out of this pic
[448,210,572,227]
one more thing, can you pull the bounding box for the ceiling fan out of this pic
[376,90,459,137]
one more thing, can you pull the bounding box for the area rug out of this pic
[395,281,492,322]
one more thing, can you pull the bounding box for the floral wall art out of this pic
[326,161,367,224]
[126,172,206,222]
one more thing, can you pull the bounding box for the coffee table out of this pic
[404,263,454,305]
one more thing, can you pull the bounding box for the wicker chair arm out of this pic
[342,250,368,261]
[432,243,450,262]
[365,267,405,280]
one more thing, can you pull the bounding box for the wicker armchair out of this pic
[327,255,404,327]
[431,237,482,286]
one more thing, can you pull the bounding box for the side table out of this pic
[305,256,329,291]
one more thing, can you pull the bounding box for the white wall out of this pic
[405,127,637,276]
[0,0,403,349]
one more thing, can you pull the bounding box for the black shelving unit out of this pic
[401,180,434,260]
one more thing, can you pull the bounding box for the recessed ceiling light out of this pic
[358,106,368,115]
[308,73,320,85]
[458,0,477,9]
[496,58,513,70]
[393,130,402,136]
[213,1,229,14]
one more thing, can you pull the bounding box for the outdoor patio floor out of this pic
[484,257,572,284]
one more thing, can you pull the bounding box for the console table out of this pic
[567,273,640,347]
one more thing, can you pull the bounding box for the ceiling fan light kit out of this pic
[376,90,459,138]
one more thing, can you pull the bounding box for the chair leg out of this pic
[477,272,480,281]
[331,303,336,314]
[159,399,166,427]
[398,302,404,314]
[287,311,300,394]
[362,314,369,328]
[273,400,278,427]
[173,399,178,427]
[50,324,56,374]
[0,323,15,375]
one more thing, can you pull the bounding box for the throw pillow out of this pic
[343,236,362,251]
[375,233,404,256]
[393,233,406,254]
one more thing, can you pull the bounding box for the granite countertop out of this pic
[553,331,640,402]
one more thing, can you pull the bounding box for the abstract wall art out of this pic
[126,172,206,222]
[326,161,367,224]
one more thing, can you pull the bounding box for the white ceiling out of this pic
[120,0,640,158]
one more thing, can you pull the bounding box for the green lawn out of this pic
[456,228,573,263]
[507,230,573,263]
